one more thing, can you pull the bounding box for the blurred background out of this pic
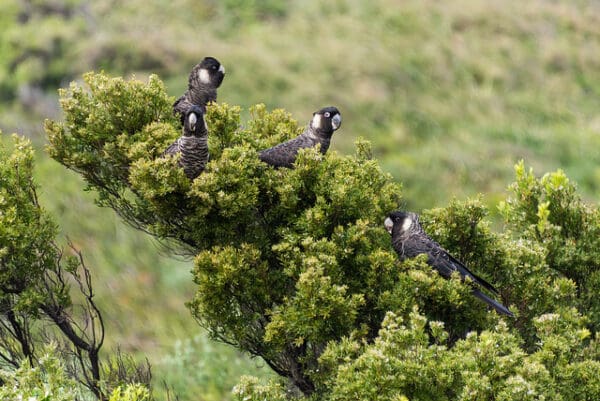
[1,1,599,400]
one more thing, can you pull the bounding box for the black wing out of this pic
[173,96,192,124]
[445,252,499,295]
[163,140,179,157]
[404,233,499,295]
[258,145,295,168]
[259,136,308,168]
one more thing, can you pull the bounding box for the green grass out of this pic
[5,0,599,207]
[2,0,600,399]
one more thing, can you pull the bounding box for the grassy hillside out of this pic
[3,0,600,206]
[2,1,599,400]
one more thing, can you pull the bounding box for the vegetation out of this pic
[1,1,600,400]
[3,0,600,207]
[0,347,151,401]
[41,71,600,400]
[0,134,153,400]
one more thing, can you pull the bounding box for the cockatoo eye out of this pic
[324,112,331,118]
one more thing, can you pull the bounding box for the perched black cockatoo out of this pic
[164,105,209,180]
[384,211,514,317]
[258,106,342,168]
[173,57,225,123]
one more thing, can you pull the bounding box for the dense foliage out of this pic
[2,1,600,399]
[45,72,402,394]
[0,347,151,401]
[0,133,151,400]
[43,72,600,400]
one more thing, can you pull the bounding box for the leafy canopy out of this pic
[44,72,600,399]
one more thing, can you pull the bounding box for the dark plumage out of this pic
[164,105,209,180]
[173,57,225,123]
[258,106,342,168]
[384,211,514,317]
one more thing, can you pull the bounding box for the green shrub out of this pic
[0,348,82,401]
[1,133,151,400]
[45,72,600,400]
[0,350,151,401]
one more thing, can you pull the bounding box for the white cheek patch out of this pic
[401,216,413,233]
[312,114,322,129]
[198,68,210,84]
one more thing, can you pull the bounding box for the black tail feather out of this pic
[472,289,514,317]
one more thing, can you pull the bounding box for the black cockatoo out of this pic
[164,105,209,180]
[384,211,514,317]
[173,57,225,123]
[258,106,342,168]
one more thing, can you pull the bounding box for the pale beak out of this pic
[384,217,393,234]
[219,64,225,74]
[332,114,342,130]
[189,113,197,131]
